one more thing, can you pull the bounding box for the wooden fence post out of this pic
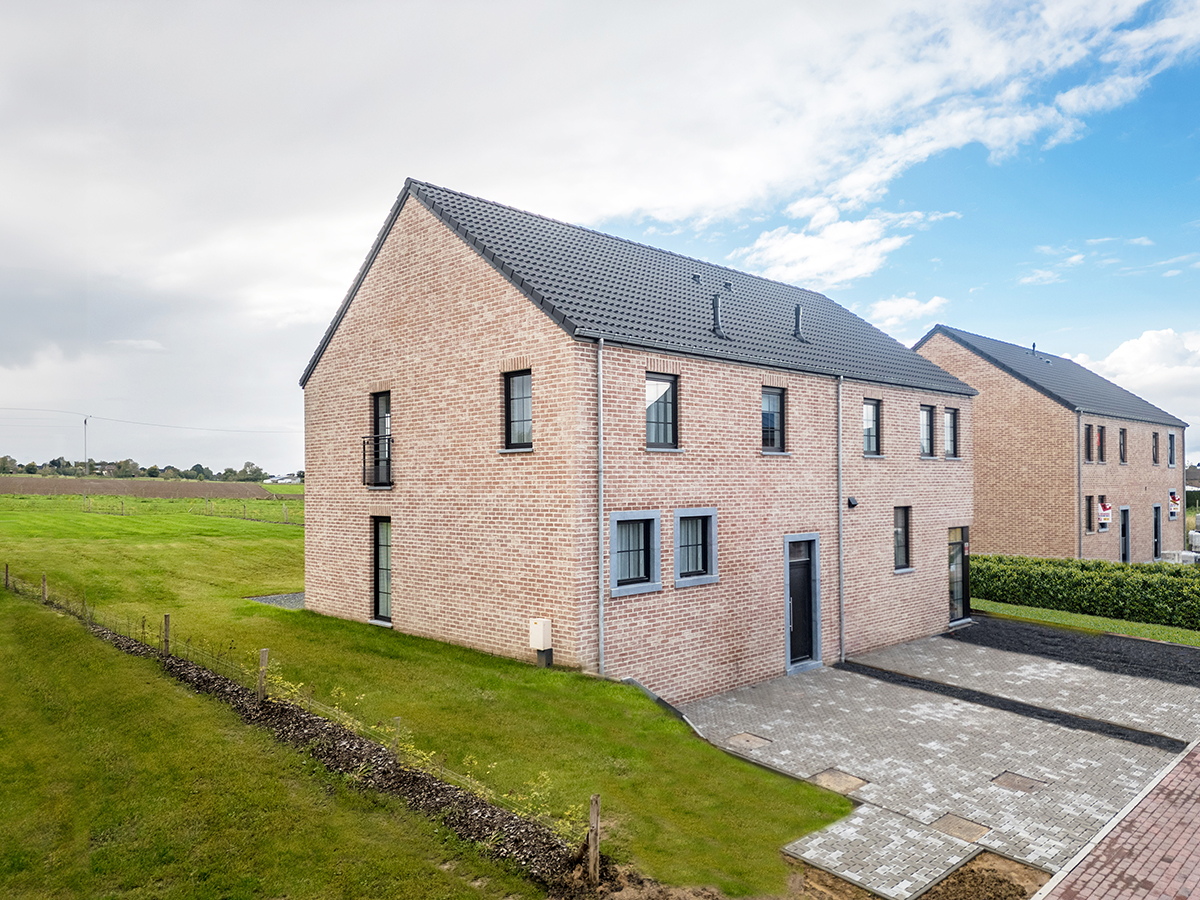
[120,499,124,515]
[588,793,600,885]
[141,615,146,644]
[283,503,288,524]
[257,648,268,702]
[163,614,170,655]
[5,563,8,590]
[42,573,47,603]
[393,716,403,755]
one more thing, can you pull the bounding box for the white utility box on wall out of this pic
[529,618,552,651]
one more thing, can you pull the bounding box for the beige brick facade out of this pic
[305,200,975,704]
[917,331,1185,563]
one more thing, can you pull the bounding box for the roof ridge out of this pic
[409,179,830,300]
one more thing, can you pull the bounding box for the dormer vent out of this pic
[794,305,803,340]
[712,294,728,339]
[692,273,701,284]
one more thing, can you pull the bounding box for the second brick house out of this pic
[915,325,1187,563]
[301,180,976,703]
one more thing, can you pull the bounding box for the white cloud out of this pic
[1070,330,1200,446]
[1128,236,1156,245]
[1086,237,1117,244]
[867,295,950,329]
[1019,269,1065,285]
[1063,253,1086,266]
[1164,269,1183,277]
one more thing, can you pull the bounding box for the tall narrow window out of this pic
[1153,432,1160,465]
[373,517,391,621]
[1098,426,1106,462]
[1169,432,1177,467]
[945,408,959,458]
[1084,424,1094,462]
[1085,495,1094,532]
[504,370,532,449]
[364,392,392,487]
[1153,506,1162,559]
[762,388,785,451]
[646,374,678,449]
[863,399,881,455]
[1119,428,1127,463]
[919,406,934,456]
[894,506,911,570]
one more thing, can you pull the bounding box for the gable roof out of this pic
[301,179,975,397]
[914,324,1187,428]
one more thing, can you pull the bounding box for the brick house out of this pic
[915,325,1188,563]
[300,179,975,703]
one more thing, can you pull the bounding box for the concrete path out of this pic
[680,623,1200,900]
[1045,746,1200,900]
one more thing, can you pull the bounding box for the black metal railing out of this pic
[362,435,393,487]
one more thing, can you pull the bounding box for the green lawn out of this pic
[973,597,1200,647]
[0,492,301,525]
[0,499,850,896]
[0,591,541,900]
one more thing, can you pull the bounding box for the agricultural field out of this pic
[0,496,850,897]
[0,474,274,499]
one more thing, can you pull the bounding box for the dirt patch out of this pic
[0,475,272,499]
[791,853,1048,900]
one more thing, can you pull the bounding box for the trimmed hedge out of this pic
[971,554,1200,631]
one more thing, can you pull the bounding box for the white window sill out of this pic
[498,447,534,454]
[893,567,915,575]
[646,447,685,453]
[761,450,791,457]
[368,618,392,628]
[675,574,719,589]
[863,454,885,459]
[366,485,393,491]
[919,455,938,460]
[945,455,962,461]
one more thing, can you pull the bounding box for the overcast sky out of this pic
[1,0,1198,473]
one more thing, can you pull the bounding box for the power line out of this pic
[0,407,301,435]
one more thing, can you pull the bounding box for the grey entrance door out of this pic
[1120,508,1131,563]
[949,526,970,621]
[788,540,814,664]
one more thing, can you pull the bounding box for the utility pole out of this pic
[83,415,89,477]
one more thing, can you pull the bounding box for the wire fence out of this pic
[0,493,302,525]
[0,561,583,841]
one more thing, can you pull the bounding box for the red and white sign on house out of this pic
[1098,501,1113,525]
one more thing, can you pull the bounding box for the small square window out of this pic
[894,506,911,570]
[944,408,959,458]
[863,399,881,455]
[762,388,785,452]
[919,406,934,457]
[504,370,532,449]
[674,508,719,588]
[1119,428,1127,464]
[646,374,678,449]
[609,510,662,598]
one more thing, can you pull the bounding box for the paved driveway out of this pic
[679,617,1200,900]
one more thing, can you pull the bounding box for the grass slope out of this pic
[0,500,851,896]
[973,597,1200,647]
[0,592,540,900]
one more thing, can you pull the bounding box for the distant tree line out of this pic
[0,455,301,483]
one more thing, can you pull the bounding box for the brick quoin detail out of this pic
[305,200,974,704]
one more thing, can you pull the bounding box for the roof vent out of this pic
[712,295,728,340]
[723,281,732,291]
[794,305,804,340]
[692,273,701,284]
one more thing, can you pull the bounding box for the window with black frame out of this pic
[363,392,392,487]
[504,370,532,449]
[920,405,934,456]
[762,387,785,451]
[615,519,652,584]
[646,374,677,448]
[677,516,709,577]
[373,517,391,621]
[863,399,881,455]
[944,408,959,458]
[894,506,911,570]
